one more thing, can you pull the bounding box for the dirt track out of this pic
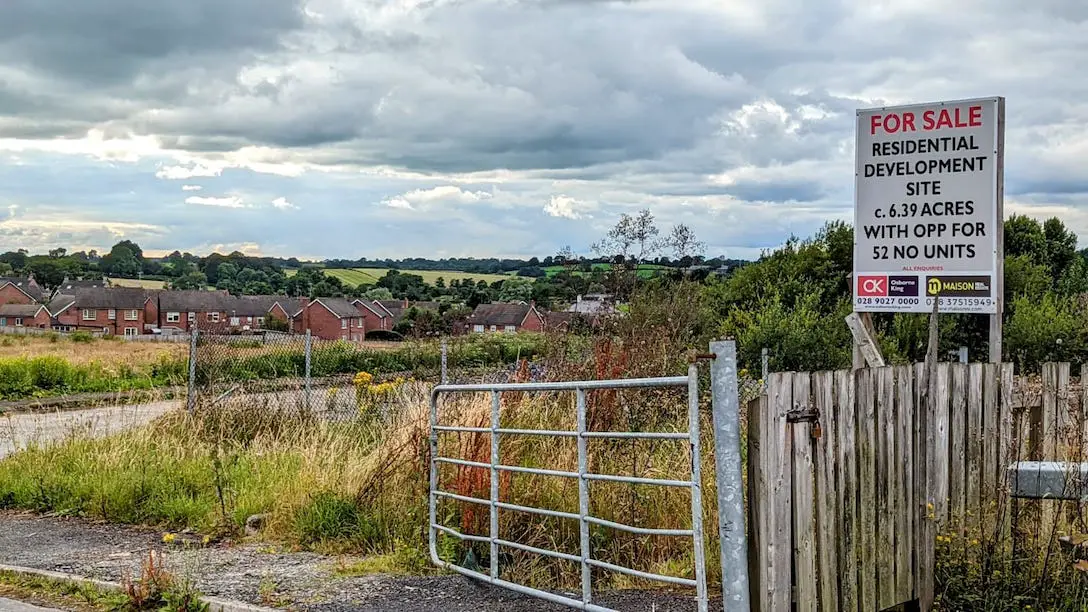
[0,512,714,611]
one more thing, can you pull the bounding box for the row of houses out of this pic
[0,276,610,340]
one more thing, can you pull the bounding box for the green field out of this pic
[542,263,669,279]
[311,268,513,286]
[106,277,167,289]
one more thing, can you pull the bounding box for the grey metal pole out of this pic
[441,338,448,384]
[688,365,708,612]
[761,347,769,381]
[959,346,968,364]
[709,340,751,611]
[304,329,312,412]
[186,328,198,413]
[576,388,592,605]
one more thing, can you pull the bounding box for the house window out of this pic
[208,312,220,323]
[489,325,497,332]
[166,312,180,323]
[230,317,240,326]
[124,327,138,337]
[473,324,484,333]
[504,325,516,332]
[341,319,348,329]
[188,312,195,322]
[256,317,265,326]
[108,309,116,320]
[0,318,5,326]
[82,309,95,321]
[354,318,362,327]
[125,310,138,321]
[14,318,22,327]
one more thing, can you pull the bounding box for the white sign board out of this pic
[853,97,1004,314]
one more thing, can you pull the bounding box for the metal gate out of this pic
[428,366,710,611]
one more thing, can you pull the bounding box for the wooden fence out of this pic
[748,362,1085,611]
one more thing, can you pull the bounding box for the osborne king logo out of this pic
[857,275,887,297]
[925,276,992,297]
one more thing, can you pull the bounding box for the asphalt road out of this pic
[0,598,62,612]
[0,401,179,459]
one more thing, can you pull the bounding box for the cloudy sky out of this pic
[0,0,1085,260]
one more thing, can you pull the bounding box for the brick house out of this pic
[0,276,46,304]
[50,288,149,336]
[354,300,393,332]
[148,292,297,333]
[0,304,51,328]
[298,298,367,341]
[466,302,545,333]
[369,299,441,330]
[56,277,108,294]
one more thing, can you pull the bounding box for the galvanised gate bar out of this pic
[428,368,709,612]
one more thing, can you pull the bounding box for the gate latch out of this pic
[786,408,819,423]
[786,408,822,439]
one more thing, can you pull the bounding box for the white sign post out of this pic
[853,97,1005,361]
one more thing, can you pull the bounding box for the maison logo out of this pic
[925,276,992,297]
[857,275,887,297]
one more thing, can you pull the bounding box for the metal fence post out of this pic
[710,340,751,611]
[304,329,312,411]
[959,346,968,364]
[441,338,448,384]
[186,328,198,413]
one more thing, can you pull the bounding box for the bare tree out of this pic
[668,224,706,260]
[592,209,662,264]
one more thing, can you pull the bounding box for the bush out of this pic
[1004,292,1087,372]
[70,331,95,343]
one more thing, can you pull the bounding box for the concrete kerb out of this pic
[0,564,279,612]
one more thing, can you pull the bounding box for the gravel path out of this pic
[0,512,714,611]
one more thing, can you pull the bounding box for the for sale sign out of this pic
[853,97,1004,314]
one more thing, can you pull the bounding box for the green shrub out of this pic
[70,331,95,343]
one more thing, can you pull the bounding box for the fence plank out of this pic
[894,365,914,603]
[915,360,936,610]
[746,396,764,609]
[949,364,968,540]
[1058,363,1071,460]
[835,370,858,612]
[813,372,840,611]
[1042,363,1056,461]
[966,364,984,534]
[792,373,818,612]
[1039,363,1058,554]
[875,367,896,609]
[933,364,951,528]
[759,373,793,612]
[856,368,877,612]
[982,364,1000,525]
[998,363,1015,558]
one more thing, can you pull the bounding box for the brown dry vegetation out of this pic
[0,335,186,369]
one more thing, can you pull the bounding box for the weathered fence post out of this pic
[441,337,449,384]
[710,340,751,611]
[959,346,968,364]
[761,347,769,382]
[186,328,198,413]
[304,329,312,411]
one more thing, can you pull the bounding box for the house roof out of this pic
[313,297,362,319]
[71,287,149,309]
[231,295,283,317]
[47,294,76,316]
[57,278,107,292]
[157,290,233,312]
[469,303,536,327]
[0,277,45,301]
[352,299,387,317]
[0,303,46,317]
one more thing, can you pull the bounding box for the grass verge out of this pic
[0,570,128,611]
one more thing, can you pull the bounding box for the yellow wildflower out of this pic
[162,533,176,544]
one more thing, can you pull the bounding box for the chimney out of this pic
[403,298,409,309]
